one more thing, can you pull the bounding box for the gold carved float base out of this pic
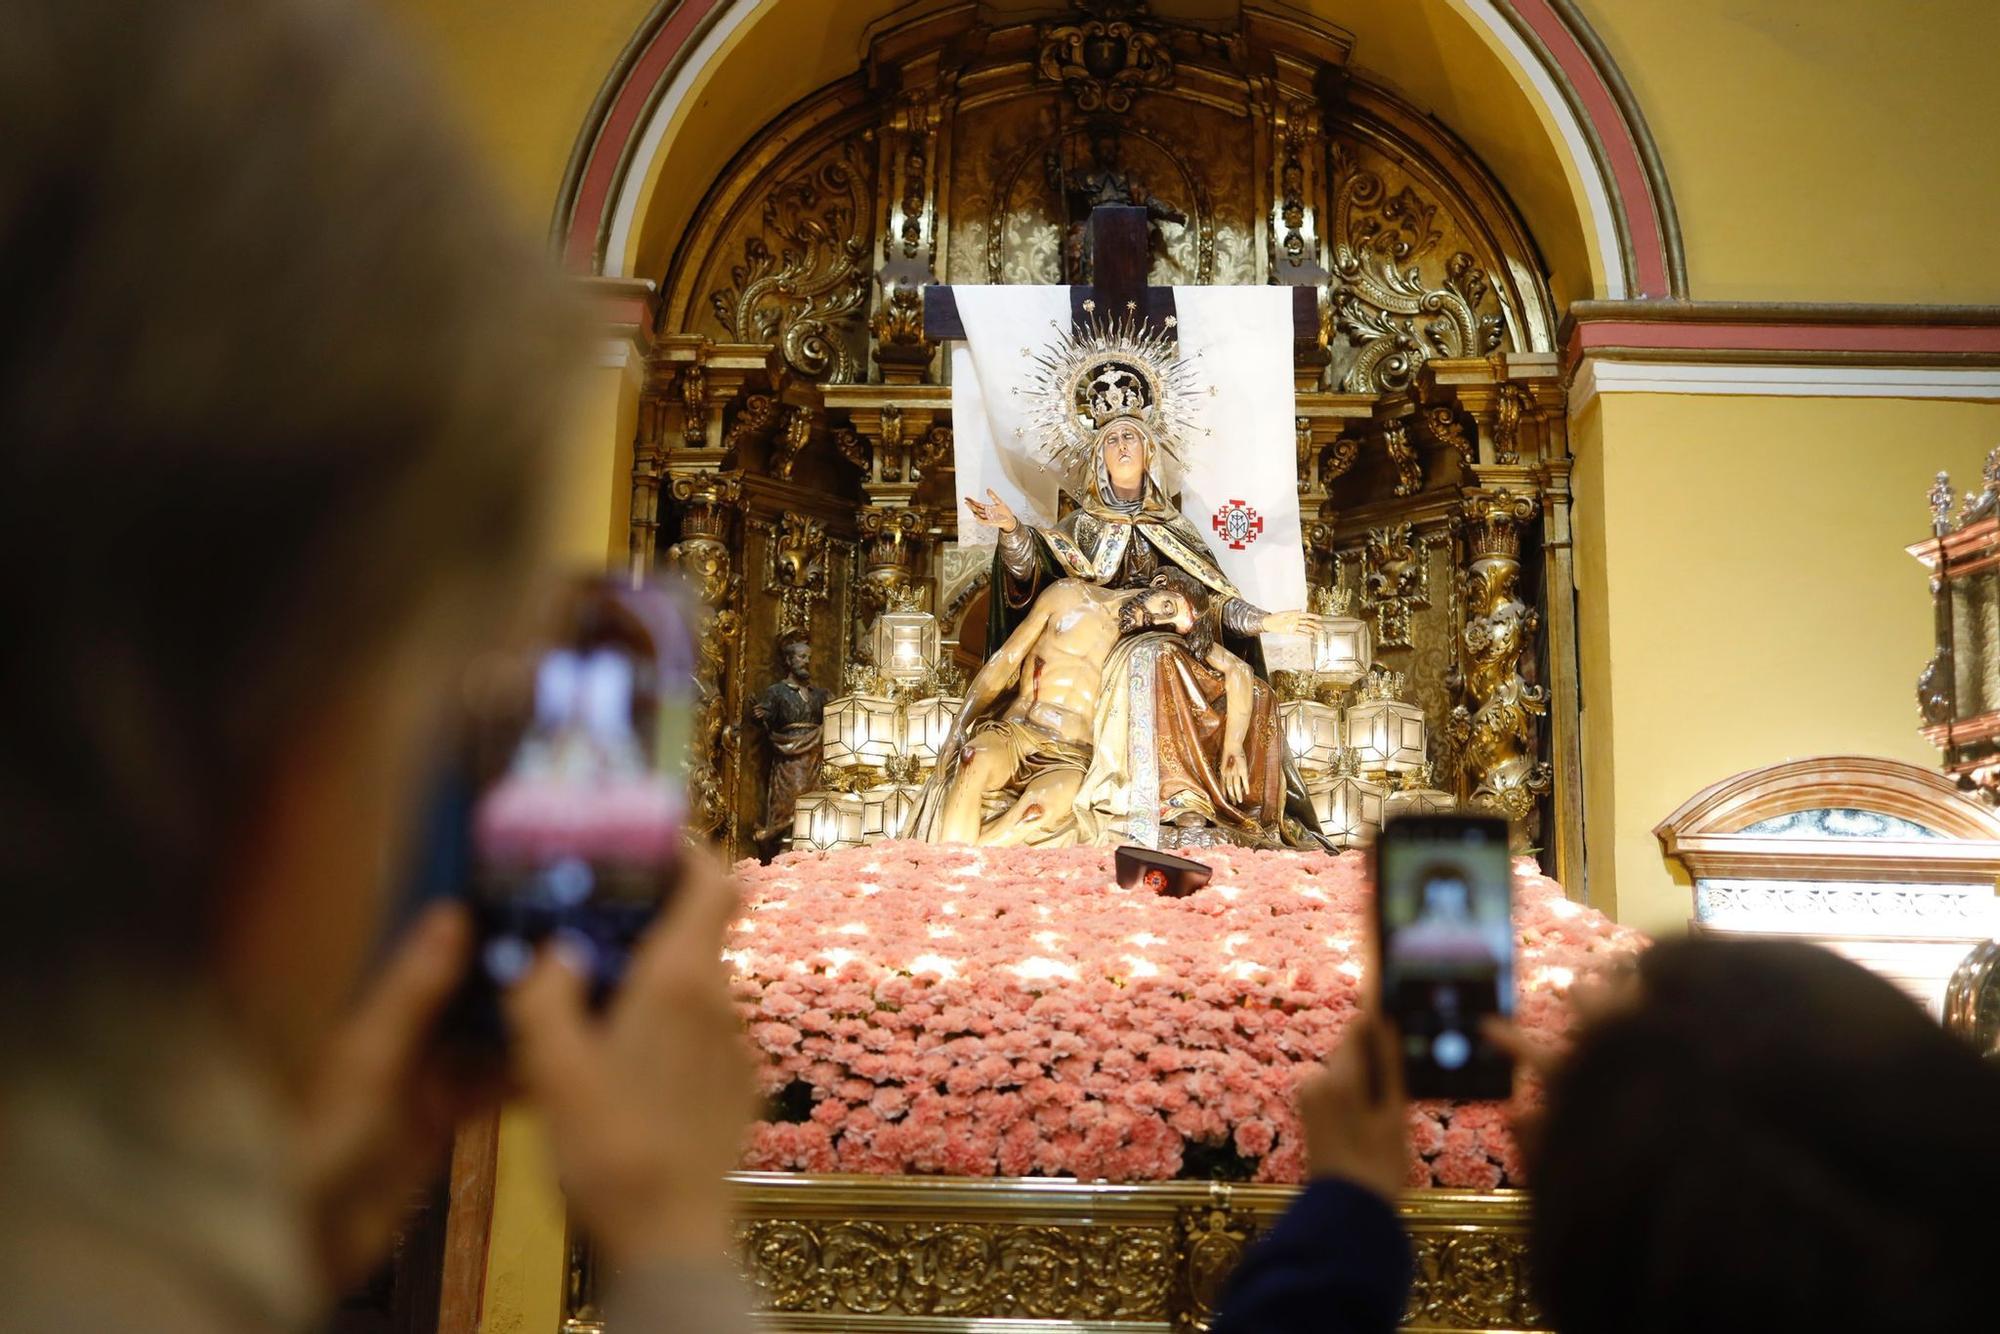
[568,1174,1541,1332]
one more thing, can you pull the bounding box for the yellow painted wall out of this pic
[373,0,653,228]
[1573,393,2000,935]
[478,1106,568,1334]
[1581,0,2000,302]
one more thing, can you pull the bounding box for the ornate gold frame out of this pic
[565,1175,1541,1333]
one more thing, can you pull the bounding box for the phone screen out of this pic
[433,578,696,1049]
[1375,813,1515,1100]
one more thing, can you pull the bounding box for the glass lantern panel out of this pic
[793,790,839,852]
[1313,618,1373,686]
[882,785,923,840]
[1279,700,1343,777]
[903,696,963,766]
[828,793,866,850]
[857,785,894,842]
[873,611,940,685]
[824,694,901,769]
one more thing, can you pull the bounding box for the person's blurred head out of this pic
[1528,937,2000,1333]
[0,0,582,1078]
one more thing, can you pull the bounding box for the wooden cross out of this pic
[922,204,1319,342]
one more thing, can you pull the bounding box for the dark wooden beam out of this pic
[926,284,1319,343]
[922,200,1322,343]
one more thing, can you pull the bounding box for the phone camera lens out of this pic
[1432,1029,1471,1070]
[484,935,532,984]
[546,856,593,906]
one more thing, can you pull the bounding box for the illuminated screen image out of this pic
[1378,825,1514,1078]
[465,584,693,1003]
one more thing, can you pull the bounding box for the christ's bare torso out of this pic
[1000,582,1128,744]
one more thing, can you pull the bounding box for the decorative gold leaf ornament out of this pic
[1014,301,1210,502]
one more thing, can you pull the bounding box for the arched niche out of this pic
[558,0,1683,305]
[653,4,1558,394]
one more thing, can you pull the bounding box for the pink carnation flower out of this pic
[730,842,1643,1186]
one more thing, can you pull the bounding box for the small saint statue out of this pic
[750,636,829,859]
[1048,124,1187,282]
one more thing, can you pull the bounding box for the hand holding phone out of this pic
[1373,813,1516,1100]
[1298,1010,1409,1199]
[421,576,697,1052]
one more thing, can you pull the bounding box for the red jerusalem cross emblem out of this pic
[1211,499,1264,550]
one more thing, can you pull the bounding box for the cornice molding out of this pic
[1568,300,2000,328]
[1655,755,2000,887]
[1564,302,2000,408]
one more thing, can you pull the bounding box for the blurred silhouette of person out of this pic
[1211,938,2000,1334]
[0,2,754,1331]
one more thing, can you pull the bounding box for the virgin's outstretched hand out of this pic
[964,488,1019,534]
[1259,610,1332,637]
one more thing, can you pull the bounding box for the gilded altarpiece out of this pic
[616,4,1579,1328]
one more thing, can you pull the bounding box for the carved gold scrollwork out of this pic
[1449,489,1552,831]
[1328,144,1505,393]
[833,425,868,472]
[1493,381,1528,465]
[857,505,932,614]
[744,1221,821,1310]
[723,391,780,460]
[1364,520,1429,650]
[764,511,829,638]
[679,363,707,447]
[906,1225,999,1314]
[1382,418,1424,497]
[1420,404,1476,471]
[769,405,814,480]
[1321,434,1361,493]
[709,139,871,383]
[1405,1232,1544,1329]
[1037,1,1174,114]
[870,279,934,359]
[1175,1192,1257,1330]
[917,424,952,474]
[824,1222,903,1313]
[1272,95,1324,280]
[737,1219,1176,1320]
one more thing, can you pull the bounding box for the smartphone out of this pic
[1373,812,1515,1100]
[421,576,697,1051]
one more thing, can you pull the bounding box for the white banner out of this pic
[1172,285,1310,665]
[949,285,1070,547]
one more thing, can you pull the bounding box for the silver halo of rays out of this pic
[1012,299,1212,504]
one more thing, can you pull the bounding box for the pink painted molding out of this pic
[1565,301,2000,367]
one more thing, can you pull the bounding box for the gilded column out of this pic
[665,472,746,848]
[1449,488,1551,836]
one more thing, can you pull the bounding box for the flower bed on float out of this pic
[730,841,1644,1189]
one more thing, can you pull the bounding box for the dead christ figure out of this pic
[912,573,1263,848]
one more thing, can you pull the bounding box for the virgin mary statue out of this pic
[930,316,1334,849]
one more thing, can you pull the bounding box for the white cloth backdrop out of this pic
[1171,284,1308,664]
[949,283,1308,662]
[949,285,1070,546]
